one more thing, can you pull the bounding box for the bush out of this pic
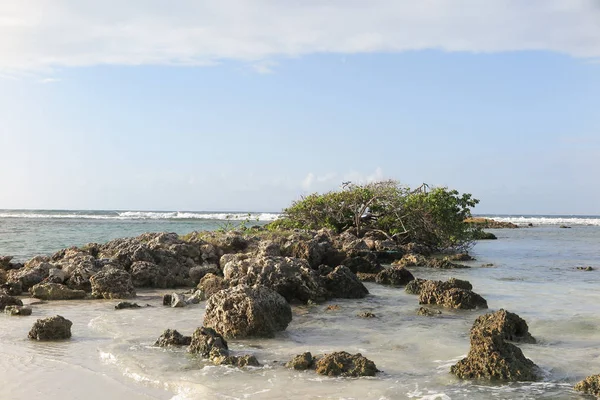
[273,180,479,251]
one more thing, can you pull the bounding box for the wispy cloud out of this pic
[0,1,599,74]
[39,78,61,84]
[301,168,384,192]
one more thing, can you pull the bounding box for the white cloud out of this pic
[301,168,383,192]
[39,78,61,84]
[0,0,599,73]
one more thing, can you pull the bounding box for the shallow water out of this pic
[1,226,600,399]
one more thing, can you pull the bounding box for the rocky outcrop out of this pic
[28,315,72,340]
[0,281,23,296]
[29,283,86,300]
[393,254,469,269]
[188,326,260,367]
[315,352,378,377]
[418,279,486,310]
[203,285,292,338]
[286,352,314,370]
[155,329,192,347]
[451,311,539,381]
[340,254,383,274]
[130,261,173,288]
[324,265,369,299]
[224,256,328,304]
[405,278,426,295]
[465,218,519,229]
[375,266,415,286]
[574,375,600,397]
[5,305,32,316]
[0,294,23,310]
[90,268,136,299]
[472,309,536,343]
[8,258,52,290]
[197,273,227,299]
[188,264,220,284]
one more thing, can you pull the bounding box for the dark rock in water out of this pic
[341,255,383,274]
[8,259,52,290]
[224,255,328,304]
[0,281,23,296]
[203,285,292,338]
[115,301,141,310]
[419,280,486,310]
[212,354,261,367]
[426,258,470,269]
[0,293,23,310]
[446,253,475,261]
[286,352,314,370]
[474,231,497,240]
[324,266,369,299]
[450,311,539,381]
[90,268,136,299]
[188,326,229,357]
[5,305,32,316]
[357,311,376,318]
[197,273,227,300]
[405,278,426,295]
[355,272,377,282]
[29,283,86,300]
[315,352,378,377]
[28,315,72,340]
[375,266,415,286]
[130,261,173,288]
[559,225,571,229]
[416,307,441,316]
[0,256,13,269]
[472,309,536,344]
[162,294,172,306]
[574,374,600,397]
[155,329,192,347]
[576,266,594,271]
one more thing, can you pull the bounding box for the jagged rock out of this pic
[155,329,191,347]
[28,315,72,340]
[426,258,470,269]
[162,294,172,306]
[356,272,377,282]
[0,256,13,269]
[5,305,32,316]
[357,311,376,318]
[575,374,600,397]
[341,255,384,274]
[286,352,314,370]
[90,268,136,299]
[405,278,426,295]
[203,285,292,338]
[0,281,22,296]
[212,354,261,367]
[257,240,282,257]
[197,273,227,299]
[325,304,341,312]
[419,280,487,310]
[170,293,187,307]
[375,266,415,286]
[402,242,433,256]
[224,256,328,304]
[188,326,228,357]
[394,254,428,267]
[130,261,173,288]
[451,311,539,381]
[416,307,441,316]
[446,253,475,261]
[315,352,378,377]
[472,309,535,343]
[114,302,141,310]
[185,290,205,304]
[324,265,369,299]
[188,264,220,284]
[284,237,333,268]
[29,283,86,300]
[46,268,67,283]
[8,260,52,290]
[0,293,23,310]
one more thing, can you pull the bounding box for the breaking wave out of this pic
[481,215,600,226]
[0,210,280,221]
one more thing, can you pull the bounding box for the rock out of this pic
[0,256,13,269]
[425,258,470,269]
[446,253,475,261]
[357,311,376,318]
[324,265,369,299]
[114,302,141,310]
[450,313,539,381]
[28,315,72,340]
[8,260,52,290]
[325,304,341,312]
[355,272,377,282]
[170,293,187,308]
[224,256,328,304]
[418,280,487,310]
[0,294,23,310]
[472,309,536,344]
[577,266,594,271]
[5,305,32,316]
[464,218,519,229]
[286,352,314,370]
[162,294,172,306]
[203,285,292,338]
[188,326,228,357]
[46,268,67,283]
[559,225,571,229]
[212,354,261,367]
[416,307,441,316]
[90,268,136,299]
[0,281,22,296]
[405,278,426,295]
[401,242,433,256]
[130,261,173,288]
[185,290,205,304]
[315,352,378,377]
[257,240,282,258]
[29,283,86,300]
[574,374,600,397]
[341,255,383,274]
[474,231,497,240]
[375,266,415,286]
[393,254,427,268]
[155,329,192,347]
[188,264,220,284]
[197,273,227,299]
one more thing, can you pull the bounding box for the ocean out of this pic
[0,211,599,399]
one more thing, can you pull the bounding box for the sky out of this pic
[0,0,599,214]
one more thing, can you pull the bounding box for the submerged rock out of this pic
[90,268,136,299]
[357,311,376,318]
[155,329,192,347]
[375,265,415,286]
[574,374,600,397]
[5,305,32,316]
[451,311,539,381]
[203,285,292,338]
[416,307,441,316]
[315,352,378,377]
[418,280,487,310]
[28,315,72,340]
[324,265,369,299]
[29,282,86,300]
[114,301,141,310]
[286,352,314,370]
[188,326,228,357]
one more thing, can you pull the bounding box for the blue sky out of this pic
[1,1,599,214]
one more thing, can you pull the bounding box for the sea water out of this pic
[0,212,599,399]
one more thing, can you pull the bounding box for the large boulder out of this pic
[188,264,220,285]
[341,254,384,274]
[375,266,415,286]
[450,311,539,381]
[28,315,72,340]
[29,283,86,300]
[188,326,229,357]
[5,305,32,316]
[324,266,369,299]
[203,285,292,338]
[90,268,136,299]
[419,280,487,310]
[575,374,600,397]
[224,256,328,304]
[315,352,378,377]
[8,259,52,290]
[197,273,227,299]
[154,329,191,347]
[130,261,174,288]
[472,309,536,343]
[0,294,23,310]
